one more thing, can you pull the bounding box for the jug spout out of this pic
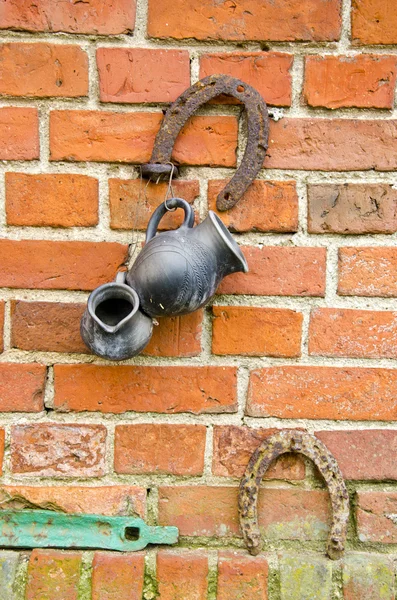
[202,211,248,277]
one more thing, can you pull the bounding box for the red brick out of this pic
[92,553,144,600]
[309,308,397,358]
[157,551,208,600]
[0,0,136,35]
[342,554,394,600]
[0,301,4,353]
[0,43,88,98]
[26,550,81,600]
[315,430,397,480]
[266,119,397,171]
[143,311,203,357]
[0,240,127,291]
[6,173,98,227]
[11,424,107,477]
[159,487,330,540]
[213,426,305,479]
[0,429,4,475]
[352,0,397,45]
[217,552,268,600]
[0,107,38,160]
[218,247,326,296]
[356,492,397,543]
[212,306,302,357]
[50,111,237,166]
[54,364,237,415]
[304,55,397,109]
[208,180,298,233]
[148,0,342,42]
[109,179,199,230]
[200,52,293,106]
[248,366,397,421]
[339,247,397,297]
[308,184,397,234]
[114,424,206,476]
[0,485,146,517]
[0,363,45,412]
[97,48,190,103]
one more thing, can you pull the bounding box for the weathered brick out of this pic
[309,308,397,358]
[0,486,146,517]
[53,364,237,414]
[6,173,98,227]
[11,424,107,477]
[352,0,397,45]
[148,0,342,41]
[304,55,397,108]
[212,306,302,357]
[212,426,305,479]
[92,553,145,600]
[159,487,330,540]
[157,551,209,600]
[208,180,298,233]
[248,366,397,421]
[97,48,190,103]
[143,311,203,357]
[0,43,88,98]
[0,0,136,34]
[280,554,332,600]
[0,240,127,291]
[109,179,199,230]
[339,247,397,297]
[217,552,268,600]
[0,363,45,412]
[356,492,397,543]
[26,550,81,600]
[218,247,326,296]
[0,107,38,160]
[50,111,237,166]
[0,552,19,600]
[315,430,397,480]
[307,184,397,234]
[0,430,4,475]
[342,553,394,600]
[0,301,5,354]
[200,52,293,106]
[114,424,206,475]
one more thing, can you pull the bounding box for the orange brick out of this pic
[0,363,45,412]
[212,426,305,479]
[6,173,98,227]
[114,424,206,476]
[208,180,298,233]
[309,308,397,359]
[218,247,326,296]
[11,424,107,477]
[0,0,136,34]
[304,55,397,108]
[356,492,397,543]
[97,48,190,103]
[200,52,293,106]
[212,306,302,357]
[109,179,199,230]
[0,43,88,98]
[157,551,209,600]
[148,0,342,41]
[0,240,127,290]
[339,247,397,297]
[53,364,237,414]
[0,301,4,353]
[92,553,145,600]
[248,366,397,421]
[143,311,203,357]
[26,550,81,600]
[352,0,397,45]
[0,107,38,160]
[217,552,268,600]
[50,111,237,166]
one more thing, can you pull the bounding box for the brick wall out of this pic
[0,0,396,598]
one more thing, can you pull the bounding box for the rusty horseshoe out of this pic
[238,430,350,560]
[141,74,269,211]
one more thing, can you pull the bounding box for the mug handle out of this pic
[145,198,195,243]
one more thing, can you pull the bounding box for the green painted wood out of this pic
[0,510,178,551]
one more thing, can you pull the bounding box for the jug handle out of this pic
[145,198,195,243]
